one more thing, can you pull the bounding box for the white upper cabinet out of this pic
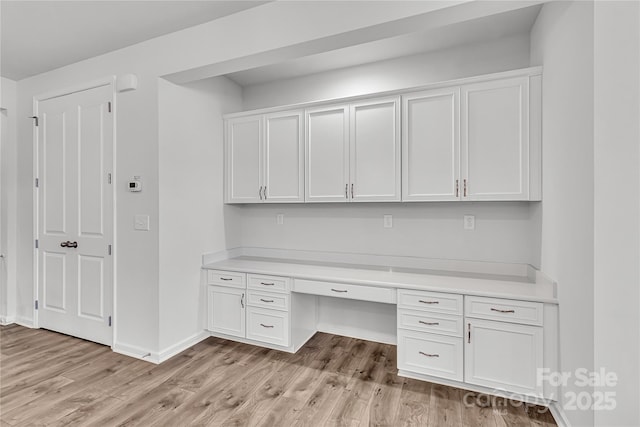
[305,105,350,202]
[226,111,304,203]
[402,88,460,201]
[461,76,530,201]
[305,97,401,202]
[350,97,401,202]
[226,115,262,203]
[264,111,304,202]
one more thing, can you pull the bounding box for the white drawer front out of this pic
[207,270,246,288]
[246,307,289,347]
[397,329,463,381]
[247,290,290,311]
[398,289,463,315]
[465,296,543,326]
[248,274,290,293]
[398,309,463,337]
[294,279,396,304]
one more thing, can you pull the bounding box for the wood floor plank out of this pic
[0,325,557,427]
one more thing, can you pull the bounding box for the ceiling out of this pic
[225,4,542,87]
[0,1,267,80]
[1,1,541,85]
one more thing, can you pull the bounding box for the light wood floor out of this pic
[0,324,556,426]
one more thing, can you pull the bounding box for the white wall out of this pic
[593,2,640,426]
[531,2,595,426]
[157,76,242,353]
[242,33,532,110]
[235,34,541,267]
[11,1,449,356]
[0,77,17,324]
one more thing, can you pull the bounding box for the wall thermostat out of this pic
[128,176,142,192]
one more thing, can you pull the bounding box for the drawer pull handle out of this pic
[331,288,348,293]
[260,323,274,328]
[419,352,439,358]
[220,277,233,281]
[418,300,439,304]
[260,282,275,286]
[419,321,440,326]
[490,308,515,313]
[260,299,274,303]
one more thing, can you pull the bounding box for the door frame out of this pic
[32,76,117,347]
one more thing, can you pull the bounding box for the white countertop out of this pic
[202,256,558,304]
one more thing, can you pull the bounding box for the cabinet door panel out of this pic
[305,106,349,202]
[403,89,460,201]
[350,97,400,201]
[265,111,304,202]
[461,77,529,200]
[207,286,245,338]
[465,319,543,396]
[227,116,262,203]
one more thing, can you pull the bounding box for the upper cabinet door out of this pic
[349,97,401,202]
[305,105,350,202]
[461,77,529,201]
[264,111,304,203]
[402,88,460,201]
[226,115,262,203]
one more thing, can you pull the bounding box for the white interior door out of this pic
[37,84,113,346]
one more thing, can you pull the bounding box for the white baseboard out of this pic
[0,316,16,326]
[317,322,396,345]
[158,331,209,363]
[15,316,34,328]
[548,401,571,427]
[112,342,158,364]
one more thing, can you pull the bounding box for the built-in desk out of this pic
[202,254,558,405]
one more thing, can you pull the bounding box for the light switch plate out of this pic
[134,214,150,231]
[383,215,393,228]
[463,215,475,230]
[276,214,284,225]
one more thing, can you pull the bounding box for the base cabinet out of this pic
[465,318,544,397]
[397,329,463,381]
[207,285,245,338]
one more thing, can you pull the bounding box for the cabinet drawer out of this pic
[248,274,290,293]
[246,307,289,347]
[294,279,396,304]
[207,270,246,288]
[398,309,463,337]
[465,296,543,326]
[247,290,289,311]
[398,289,463,315]
[397,329,463,381]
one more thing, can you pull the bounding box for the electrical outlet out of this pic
[383,215,393,228]
[463,215,475,230]
[276,213,284,225]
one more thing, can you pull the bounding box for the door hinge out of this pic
[107,173,112,184]
[30,116,39,127]
[108,244,112,255]
[108,102,112,113]
[35,239,39,249]
[35,300,39,310]
[108,315,112,327]
[35,178,39,188]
